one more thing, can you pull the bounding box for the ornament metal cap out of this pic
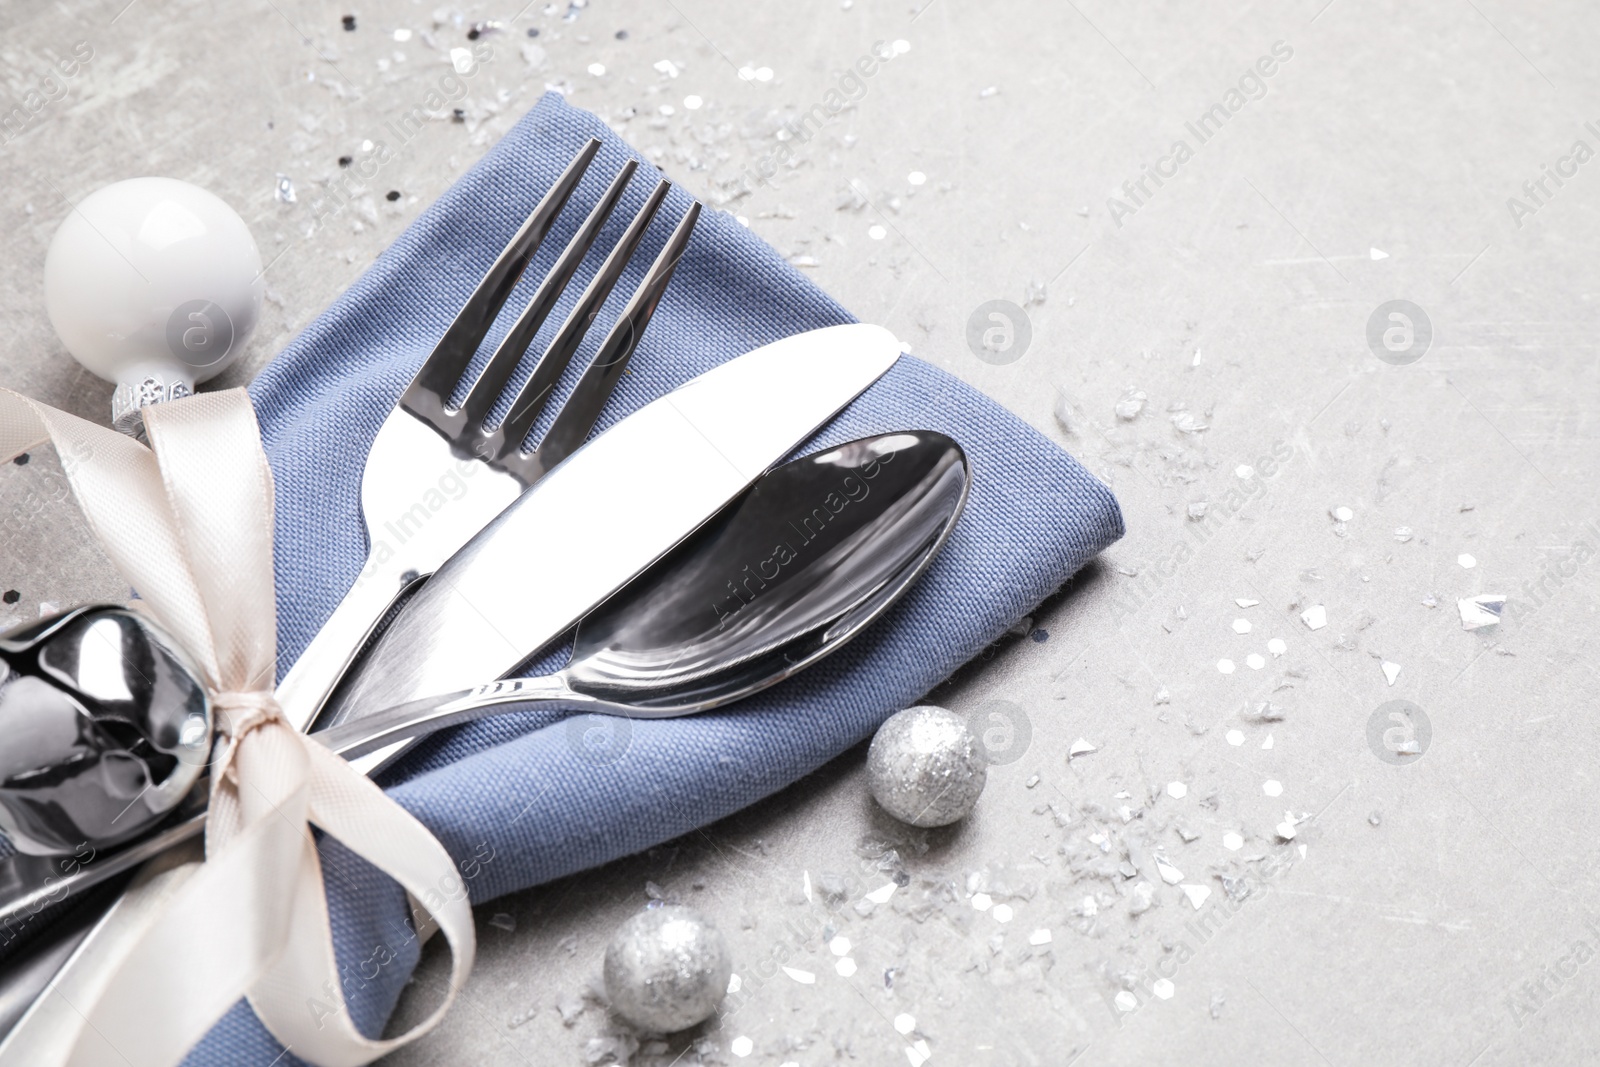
[111,371,195,436]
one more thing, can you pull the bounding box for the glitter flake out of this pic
[1458,594,1506,630]
[1114,389,1147,420]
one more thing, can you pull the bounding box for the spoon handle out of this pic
[310,674,588,761]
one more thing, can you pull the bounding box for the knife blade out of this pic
[0,321,898,940]
[321,321,902,773]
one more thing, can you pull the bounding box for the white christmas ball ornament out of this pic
[44,177,263,433]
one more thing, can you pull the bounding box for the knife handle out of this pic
[0,813,204,932]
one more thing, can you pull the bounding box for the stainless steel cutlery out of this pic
[315,430,968,760]
[322,322,904,772]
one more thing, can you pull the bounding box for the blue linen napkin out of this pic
[186,92,1123,1062]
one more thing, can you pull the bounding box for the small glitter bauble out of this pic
[603,905,733,1033]
[866,704,987,827]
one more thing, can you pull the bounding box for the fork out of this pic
[275,138,702,735]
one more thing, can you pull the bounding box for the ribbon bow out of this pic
[0,388,475,1067]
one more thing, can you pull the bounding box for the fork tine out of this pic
[488,178,674,461]
[403,137,601,420]
[456,161,638,431]
[516,200,702,482]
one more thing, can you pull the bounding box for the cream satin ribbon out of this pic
[0,388,475,1067]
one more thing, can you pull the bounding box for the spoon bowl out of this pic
[0,608,211,855]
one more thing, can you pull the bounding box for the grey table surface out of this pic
[3,1,1598,1064]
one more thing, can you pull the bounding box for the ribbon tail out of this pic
[246,741,477,1067]
[44,788,307,1067]
[0,389,48,459]
[0,389,219,672]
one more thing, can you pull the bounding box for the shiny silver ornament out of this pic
[866,704,987,827]
[603,905,733,1033]
[0,605,211,855]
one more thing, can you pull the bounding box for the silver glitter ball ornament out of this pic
[866,704,987,827]
[603,905,733,1033]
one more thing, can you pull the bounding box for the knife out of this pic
[321,321,903,774]
[0,322,899,1025]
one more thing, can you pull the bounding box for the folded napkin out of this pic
[189,92,1122,1063]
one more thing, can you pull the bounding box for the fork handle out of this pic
[274,562,418,733]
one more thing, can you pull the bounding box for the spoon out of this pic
[0,430,966,927]
[0,607,211,857]
[313,428,969,760]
